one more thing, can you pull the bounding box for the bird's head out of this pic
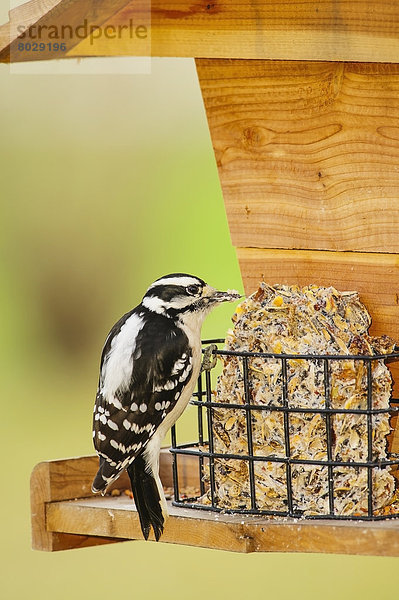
[141,273,241,319]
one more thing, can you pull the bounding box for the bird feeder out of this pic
[5,0,399,555]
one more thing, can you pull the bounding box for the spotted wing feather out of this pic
[92,312,193,492]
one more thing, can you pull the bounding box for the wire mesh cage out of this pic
[171,340,399,521]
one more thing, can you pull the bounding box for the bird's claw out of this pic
[201,344,218,372]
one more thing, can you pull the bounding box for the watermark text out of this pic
[17,18,147,46]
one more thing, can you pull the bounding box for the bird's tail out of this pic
[127,455,165,541]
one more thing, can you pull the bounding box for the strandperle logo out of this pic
[17,18,148,45]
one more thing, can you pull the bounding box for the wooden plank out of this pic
[30,459,122,551]
[3,0,399,63]
[30,450,198,550]
[67,1,399,62]
[29,454,130,550]
[197,59,399,254]
[31,461,54,551]
[236,248,399,337]
[46,495,399,556]
[33,440,399,556]
[33,450,399,555]
[236,248,399,397]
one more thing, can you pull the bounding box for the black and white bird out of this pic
[92,273,240,541]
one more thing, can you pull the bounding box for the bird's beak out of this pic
[202,285,242,303]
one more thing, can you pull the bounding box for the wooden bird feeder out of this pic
[6,0,399,555]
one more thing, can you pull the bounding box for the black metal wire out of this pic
[196,373,206,498]
[190,400,399,416]
[366,360,374,518]
[171,342,399,521]
[170,424,180,503]
[323,359,335,516]
[281,357,294,516]
[205,368,216,507]
[170,444,399,468]
[242,356,257,510]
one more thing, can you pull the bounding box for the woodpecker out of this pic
[92,273,240,541]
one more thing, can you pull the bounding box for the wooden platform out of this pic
[31,451,399,556]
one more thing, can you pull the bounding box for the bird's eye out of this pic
[186,284,200,296]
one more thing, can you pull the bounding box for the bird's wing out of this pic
[92,315,193,491]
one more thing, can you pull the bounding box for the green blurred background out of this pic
[1,52,398,599]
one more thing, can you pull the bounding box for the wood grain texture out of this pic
[30,451,197,551]
[30,459,120,551]
[46,493,399,556]
[236,248,399,396]
[3,0,399,63]
[197,59,399,253]
[29,454,128,551]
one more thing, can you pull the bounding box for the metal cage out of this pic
[170,340,399,521]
